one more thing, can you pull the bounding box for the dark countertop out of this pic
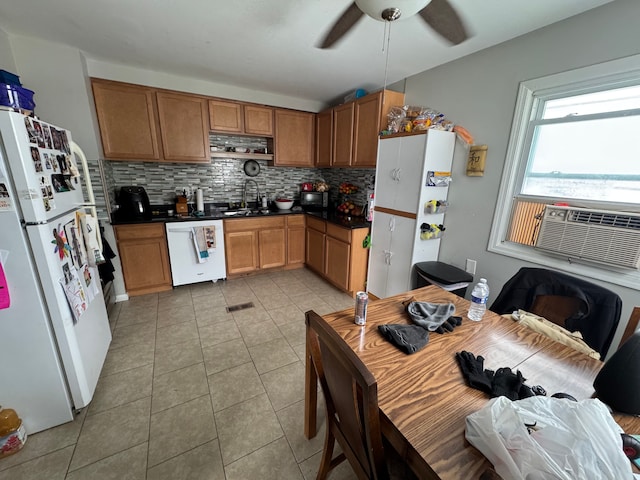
[305,210,371,229]
[112,204,370,230]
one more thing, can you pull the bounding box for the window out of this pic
[489,54,640,289]
[522,85,640,205]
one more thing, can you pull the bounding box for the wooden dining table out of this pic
[304,285,640,479]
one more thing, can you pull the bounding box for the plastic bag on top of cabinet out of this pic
[465,396,635,480]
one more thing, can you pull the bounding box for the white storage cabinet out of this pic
[367,130,455,298]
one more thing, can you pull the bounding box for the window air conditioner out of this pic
[535,205,640,269]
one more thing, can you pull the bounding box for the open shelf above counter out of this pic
[209,151,274,161]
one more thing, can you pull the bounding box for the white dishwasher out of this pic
[165,219,226,286]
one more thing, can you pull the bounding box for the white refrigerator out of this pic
[0,110,111,434]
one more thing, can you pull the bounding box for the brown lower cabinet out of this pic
[114,223,173,296]
[116,216,305,295]
[224,215,305,277]
[286,215,306,266]
[305,216,369,296]
[305,217,326,273]
[224,229,259,275]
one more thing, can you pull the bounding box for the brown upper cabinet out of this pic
[315,109,332,167]
[244,105,274,136]
[332,102,355,167]
[156,91,210,163]
[209,100,274,136]
[92,78,401,168]
[91,78,210,163]
[274,109,315,167]
[314,89,405,168]
[91,79,162,161]
[208,99,242,133]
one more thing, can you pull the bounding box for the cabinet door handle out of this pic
[389,217,395,232]
[387,251,393,266]
[396,168,402,181]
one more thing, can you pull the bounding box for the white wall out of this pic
[404,0,640,352]
[10,36,103,160]
[0,29,16,73]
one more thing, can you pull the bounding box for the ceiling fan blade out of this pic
[418,0,468,45]
[318,2,364,49]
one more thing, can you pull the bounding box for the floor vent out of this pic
[226,302,255,313]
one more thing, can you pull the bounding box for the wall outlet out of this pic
[465,259,477,275]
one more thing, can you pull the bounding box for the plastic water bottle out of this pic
[468,278,490,321]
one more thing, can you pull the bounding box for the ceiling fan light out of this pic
[355,0,430,21]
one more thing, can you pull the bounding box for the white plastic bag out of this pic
[465,396,635,479]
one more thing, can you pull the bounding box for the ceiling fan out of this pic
[319,0,468,48]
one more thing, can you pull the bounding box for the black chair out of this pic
[490,267,622,358]
[305,310,415,480]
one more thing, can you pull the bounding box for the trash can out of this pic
[414,261,473,298]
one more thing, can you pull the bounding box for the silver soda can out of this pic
[355,291,368,325]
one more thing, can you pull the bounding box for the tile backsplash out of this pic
[105,134,376,215]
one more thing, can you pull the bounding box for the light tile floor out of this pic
[0,268,359,480]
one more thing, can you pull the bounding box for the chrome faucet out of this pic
[242,179,260,208]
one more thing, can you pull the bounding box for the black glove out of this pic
[531,385,547,396]
[491,367,526,401]
[378,324,429,355]
[518,384,535,399]
[456,351,494,394]
[435,316,462,334]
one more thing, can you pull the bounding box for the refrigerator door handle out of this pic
[71,141,102,252]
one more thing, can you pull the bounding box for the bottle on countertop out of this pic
[467,278,490,322]
[261,194,268,209]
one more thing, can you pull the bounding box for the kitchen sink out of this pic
[223,208,270,216]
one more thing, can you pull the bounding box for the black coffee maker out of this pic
[117,186,152,220]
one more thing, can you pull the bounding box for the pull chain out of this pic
[381,21,388,52]
[382,21,392,91]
